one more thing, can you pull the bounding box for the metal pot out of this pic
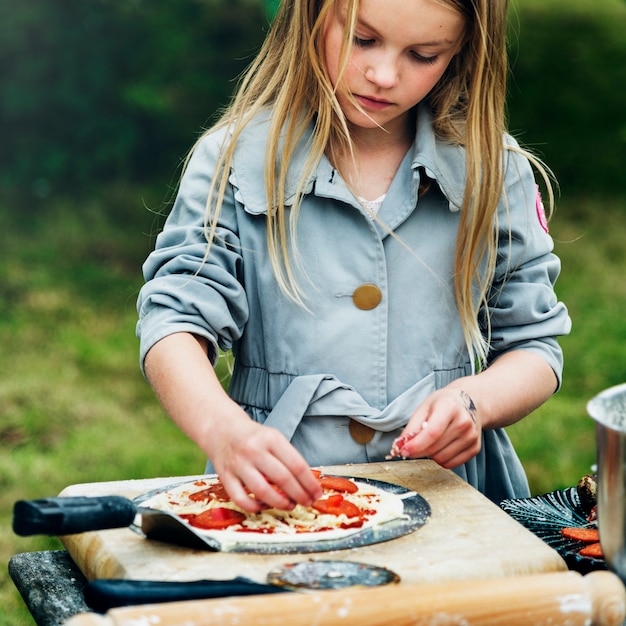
[587,383,626,582]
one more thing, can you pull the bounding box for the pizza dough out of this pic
[140,474,407,547]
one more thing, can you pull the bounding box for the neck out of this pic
[349,110,416,154]
[334,114,416,202]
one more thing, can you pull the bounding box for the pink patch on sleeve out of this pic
[535,184,549,233]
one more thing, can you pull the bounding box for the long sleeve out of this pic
[136,131,249,371]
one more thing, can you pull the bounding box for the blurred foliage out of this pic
[0,0,625,198]
[507,0,626,196]
[0,0,268,196]
[263,0,281,18]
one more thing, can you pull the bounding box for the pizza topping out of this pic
[182,507,246,530]
[318,476,358,494]
[387,432,418,459]
[312,494,363,527]
[142,473,406,544]
[188,482,230,502]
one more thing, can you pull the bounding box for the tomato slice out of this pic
[335,500,362,520]
[579,542,603,559]
[328,494,345,507]
[561,527,600,543]
[312,494,362,521]
[313,494,342,514]
[189,483,231,502]
[319,475,358,493]
[186,507,246,530]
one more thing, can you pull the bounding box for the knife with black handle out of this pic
[84,577,289,612]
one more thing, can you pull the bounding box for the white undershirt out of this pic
[358,194,386,218]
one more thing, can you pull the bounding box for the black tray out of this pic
[500,488,605,574]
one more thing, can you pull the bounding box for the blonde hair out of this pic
[193,0,553,369]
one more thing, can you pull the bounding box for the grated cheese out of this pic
[140,476,406,545]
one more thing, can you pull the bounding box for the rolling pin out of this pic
[64,570,625,626]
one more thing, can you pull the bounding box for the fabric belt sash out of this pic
[262,372,436,441]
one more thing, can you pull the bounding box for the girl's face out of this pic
[323,0,466,140]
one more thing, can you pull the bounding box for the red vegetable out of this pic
[186,507,246,530]
[561,527,600,543]
[312,494,362,521]
[579,542,603,559]
[189,483,231,502]
[319,475,358,493]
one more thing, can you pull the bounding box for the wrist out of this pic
[459,390,478,424]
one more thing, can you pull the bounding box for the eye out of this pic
[411,51,439,65]
[353,35,375,47]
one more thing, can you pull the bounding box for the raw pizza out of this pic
[140,470,407,545]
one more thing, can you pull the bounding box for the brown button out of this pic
[352,284,382,310]
[349,419,376,444]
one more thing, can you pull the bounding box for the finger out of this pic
[389,430,420,458]
[216,427,314,511]
[224,440,321,511]
[389,420,435,458]
[243,470,297,511]
[254,448,323,508]
[432,440,481,469]
[390,403,434,457]
[427,423,482,467]
[219,472,268,513]
[261,429,324,503]
[423,426,479,462]
[399,415,451,458]
[295,464,324,502]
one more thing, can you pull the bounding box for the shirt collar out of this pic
[230,106,466,215]
[410,106,465,212]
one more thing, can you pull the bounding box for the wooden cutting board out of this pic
[58,460,567,585]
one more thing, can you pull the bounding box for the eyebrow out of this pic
[416,40,457,47]
[357,16,459,48]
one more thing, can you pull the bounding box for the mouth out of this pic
[354,94,394,111]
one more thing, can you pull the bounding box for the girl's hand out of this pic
[390,388,482,469]
[207,418,323,513]
[144,333,323,515]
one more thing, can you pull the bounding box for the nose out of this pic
[364,51,400,89]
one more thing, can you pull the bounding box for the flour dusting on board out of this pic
[557,592,592,616]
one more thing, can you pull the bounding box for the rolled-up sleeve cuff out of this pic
[136,306,221,376]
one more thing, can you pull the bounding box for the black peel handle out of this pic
[12,496,137,536]
[84,578,289,612]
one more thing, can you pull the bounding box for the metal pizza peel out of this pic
[13,476,431,554]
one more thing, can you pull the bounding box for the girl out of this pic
[137,0,571,512]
